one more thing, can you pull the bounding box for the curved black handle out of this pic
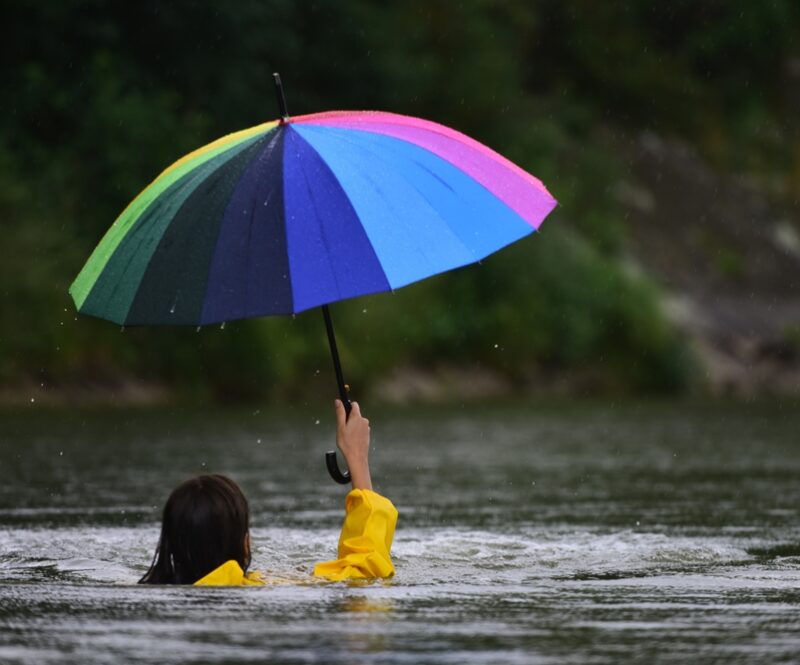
[326,395,352,484]
[326,450,351,484]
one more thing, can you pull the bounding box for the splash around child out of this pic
[139,400,397,585]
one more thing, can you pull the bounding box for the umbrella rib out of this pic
[297,111,548,194]
[242,134,280,316]
[301,118,555,231]
[301,127,478,268]
[110,178,212,324]
[193,135,277,323]
[71,126,277,311]
[76,132,275,323]
[337,124,540,250]
[134,134,275,325]
[293,129,445,277]
[204,127,291,322]
[294,138,344,301]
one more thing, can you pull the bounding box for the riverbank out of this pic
[609,130,800,397]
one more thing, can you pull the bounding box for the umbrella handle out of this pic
[325,450,351,485]
[326,397,352,484]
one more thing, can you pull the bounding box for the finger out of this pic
[334,399,346,429]
[350,401,362,419]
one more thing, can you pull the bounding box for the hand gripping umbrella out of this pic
[69,73,557,483]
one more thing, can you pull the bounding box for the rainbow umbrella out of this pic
[70,74,557,481]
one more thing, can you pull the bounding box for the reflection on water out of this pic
[0,401,799,664]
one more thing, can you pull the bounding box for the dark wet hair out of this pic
[139,474,251,585]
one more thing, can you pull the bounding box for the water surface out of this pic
[1,401,799,663]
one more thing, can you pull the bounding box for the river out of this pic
[1,401,798,663]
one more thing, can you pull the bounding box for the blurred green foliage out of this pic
[1,0,797,401]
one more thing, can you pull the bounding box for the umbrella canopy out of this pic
[69,111,556,326]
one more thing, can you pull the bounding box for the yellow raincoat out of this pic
[194,488,397,586]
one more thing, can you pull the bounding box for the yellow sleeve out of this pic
[193,560,265,586]
[313,488,398,581]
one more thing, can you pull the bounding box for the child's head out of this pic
[140,474,251,585]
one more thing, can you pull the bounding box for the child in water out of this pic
[139,400,397,585]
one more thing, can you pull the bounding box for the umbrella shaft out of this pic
[322,305,351,415]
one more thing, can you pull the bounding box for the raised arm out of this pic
[313,400,398,581]
[334,400,373,491]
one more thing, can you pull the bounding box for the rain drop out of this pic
[315,419,320,425]
[196,326,201,333]
[220,322,226,330]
